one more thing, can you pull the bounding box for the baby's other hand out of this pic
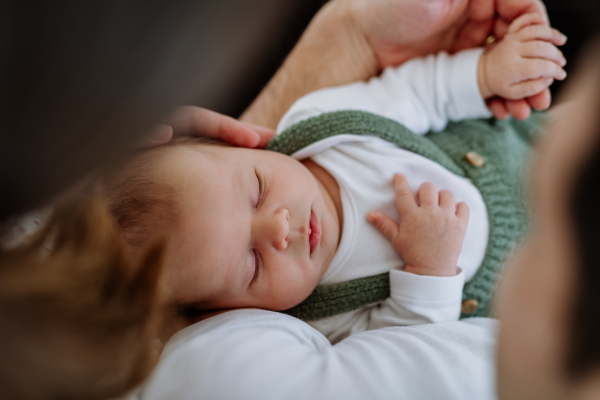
[367,174,469,277]
[478,13,567,102]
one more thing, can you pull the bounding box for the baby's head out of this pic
[104,137,340,315]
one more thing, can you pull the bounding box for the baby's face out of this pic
[160,144,340,312]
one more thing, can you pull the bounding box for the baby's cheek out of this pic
[271,264,318,310]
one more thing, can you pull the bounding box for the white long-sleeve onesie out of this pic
[277,48,493,343]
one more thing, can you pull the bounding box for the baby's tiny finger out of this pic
[456,202,470,223]
[367,212,400,241]
[417,182,438,208]
[507,13,546,35]
[521,59,567,82]
[393,174,418,214]
[438,190,456,211]
[509,78,554,100]
[521,41,566,66]
[518,25,567,46]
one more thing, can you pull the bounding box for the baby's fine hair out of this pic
[103,136,227,261]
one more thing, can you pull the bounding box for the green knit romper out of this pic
[266,110,545,320]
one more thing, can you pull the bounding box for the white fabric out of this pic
[277,49,491,342]
[138,310,498,400]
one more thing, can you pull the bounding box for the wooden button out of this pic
[462,299,479,314]
[465,151,485,167]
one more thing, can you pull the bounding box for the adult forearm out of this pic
[240,1,377,129]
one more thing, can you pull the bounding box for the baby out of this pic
[105,14,566,343]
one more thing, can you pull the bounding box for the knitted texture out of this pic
[267,110,545,320]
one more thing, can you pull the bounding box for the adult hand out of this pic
[352,0,552,120]
[242,0,551,128]
[146,106,275,148]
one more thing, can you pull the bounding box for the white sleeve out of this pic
[140,310,498,400]
[277,48,492,135]
[368,268,465,330]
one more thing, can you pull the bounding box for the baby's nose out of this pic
[272,208,290,250]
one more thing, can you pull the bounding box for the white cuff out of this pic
[389,267,465,323]
[447,48,492,120]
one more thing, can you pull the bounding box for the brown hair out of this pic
[0,186,175,399]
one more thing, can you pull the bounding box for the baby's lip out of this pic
[309,210,321,255]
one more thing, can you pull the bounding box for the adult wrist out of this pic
[240,0,378,129]
[308,1,379,83]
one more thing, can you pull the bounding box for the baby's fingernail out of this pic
[560,70,567,79]
[546,78,554,86]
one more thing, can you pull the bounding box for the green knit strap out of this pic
[283,272,390,321]
[266,110,464,177]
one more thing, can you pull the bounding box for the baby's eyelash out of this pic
[251,249,262,284]
[256,171,266,208]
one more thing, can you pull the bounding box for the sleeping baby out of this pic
[104,14,566,343]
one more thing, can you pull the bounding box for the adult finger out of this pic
[488,98,511,120]
[527,89,552,111]
[417,182,438,208]
[507,98,532,120]
[456,202,470,224]
[439,190,457,211]
[454,20,494,53]
[508,78,554,100]
[244,122,277,148]
[169,106,275,148]
[519,58,567,81]
[518,25,567,46]
[366,212,399,242]
[494,18,511,40]
[520,41,566,66]
[143,124,173,147]
[468,0,496,22]
[393,174,417,215]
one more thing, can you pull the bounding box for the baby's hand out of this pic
[478,13,567,101]
[367,174,469,277]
